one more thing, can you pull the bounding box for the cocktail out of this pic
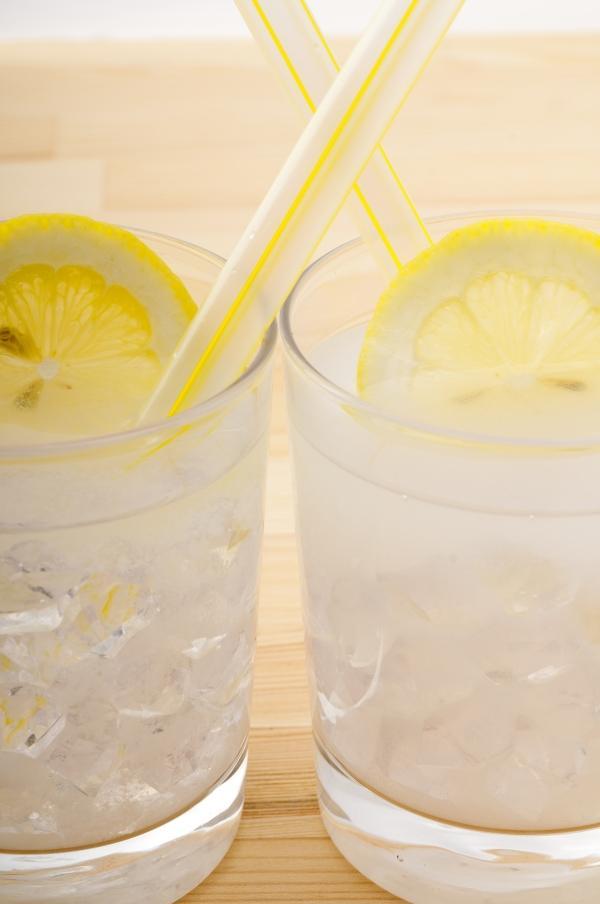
[0,1,541,898]
[0,215,275,902]
[281,213,600,902]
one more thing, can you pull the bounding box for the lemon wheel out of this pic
[358,220,600,437]
[0,213,196,437]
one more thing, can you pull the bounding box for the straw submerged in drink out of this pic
[140,0,465,422]
[235,0,431,276]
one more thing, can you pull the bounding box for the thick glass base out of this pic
[0,750,247,904]
[316,741,600,903]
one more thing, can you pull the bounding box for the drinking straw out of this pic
[141,0,464,421]
[235,0,431,275]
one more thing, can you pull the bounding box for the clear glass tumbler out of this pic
[281,213,600,903]
[0,232,275,903]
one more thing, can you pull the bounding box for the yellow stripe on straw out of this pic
[237,0,431,274]
[140,0,464,423]
[297,0,338,68]
[249,0,316,112]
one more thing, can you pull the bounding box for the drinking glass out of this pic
[0,232,275,903]
[281,213,600,902]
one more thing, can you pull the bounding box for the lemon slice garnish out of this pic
[0,213,196,438]
[358,220,600,437]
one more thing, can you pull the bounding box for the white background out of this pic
[1,0,600,39]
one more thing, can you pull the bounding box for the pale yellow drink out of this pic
[0,217,275,903]
[282,216,600,903]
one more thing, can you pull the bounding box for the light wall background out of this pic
[2,0,600,39]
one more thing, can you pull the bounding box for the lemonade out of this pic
[0,217,275,903]
[282,216,600,902]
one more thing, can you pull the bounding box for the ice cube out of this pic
[43,700,119,794]
[114,656,188,719]
[183,634,226,660]
[213,523,252,569]
[475,613,576,684]
[188,632,253,710]
[328,575,382,669]
[148,547,227,622]
[419,727,466,768]
[0,557,75,636]
[21,802,58,834]
[381,636,480,722]
[315,662,380,720]
[92,537,150,580]
[59,573,152,661]
[486,755,549,823]
[485,551,578,616]
[385,746,456,803]
[376,572,437,638]
[514,727,550,772]
[192,498,237,547]
[317,690,344,725]
[307,573,383,716]
[518,706,591,782]
[526,664,570,683]
[0,637,37,685]
[117,704,239,794]
[449,692,515,762]
[385,702,474,790]
[94,770,161,811]
[0,596,85,688]
[387,557,491,629]
[0,754,60,838]
[0,685,65,756]
[325,702,382,770]
[8,541,59,574]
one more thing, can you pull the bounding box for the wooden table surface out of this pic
[2,33,600,903]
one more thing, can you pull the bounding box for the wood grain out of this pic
[2,34,600,902]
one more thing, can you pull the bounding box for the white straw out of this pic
[141,0,464,421]
[235,0,431,276]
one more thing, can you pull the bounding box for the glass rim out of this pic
[279,209,600,452]
[0,227,277,460]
